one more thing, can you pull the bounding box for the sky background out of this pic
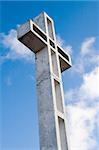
[0,1,99,150]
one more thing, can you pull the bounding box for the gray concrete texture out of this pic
[17,12,72,150]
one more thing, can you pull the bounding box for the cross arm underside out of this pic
[17,20,47,53]
[17,20,72,72]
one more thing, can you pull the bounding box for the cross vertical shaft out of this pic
[17,12,72,150]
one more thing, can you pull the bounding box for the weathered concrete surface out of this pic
[35,47,58,150]
[17,20,47,53]
[34,12,46,33]
[17,12,72,150]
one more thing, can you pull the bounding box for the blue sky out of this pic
[0,1,99,150]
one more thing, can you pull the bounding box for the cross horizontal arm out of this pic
[17,19,72,72]
[17,20,47,53]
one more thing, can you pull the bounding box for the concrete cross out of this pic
[17,12,72,150]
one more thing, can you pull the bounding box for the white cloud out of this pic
[65,65,99,150]
[66,103,99,150]
[56,35,64,46]
[81,37,96,56]
[80,67,99,100]
[65,36,99,150]
[0,29,34,62]
[65,66,99,104]
[56,35,72,55]
[72,37,99,74]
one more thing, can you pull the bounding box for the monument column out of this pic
[17,12,72,150]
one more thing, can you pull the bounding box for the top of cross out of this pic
[17,12,72,72]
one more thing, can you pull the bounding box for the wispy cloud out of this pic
[73,37,99,74]
[80,67,99,100]
[81,37,96,56]
[5,76,12,86]
[0,29,34,64]
[65,36,99,150]
[56,35,72,55]
[65,66,99,104]
[66,103,99,150]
